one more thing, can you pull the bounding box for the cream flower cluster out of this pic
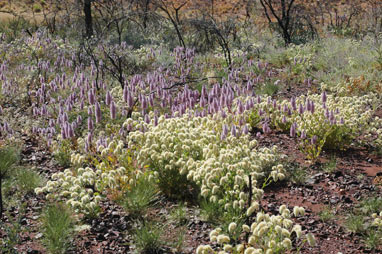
[35,167,101,214]
[372,212,382,227]
[35,143,129,214]
[129,113,284,209]
[198,205,314,254]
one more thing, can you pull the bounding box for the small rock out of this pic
[35,233,43,239]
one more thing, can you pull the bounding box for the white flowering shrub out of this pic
[129,113,284,205]
[36,137,135,216]
[197,205,315,254]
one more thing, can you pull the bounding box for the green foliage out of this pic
[170,203,188,226]
[199,197,244,237]
[319,206,335,222]
[133,222,164,254]
[33,3,42,12]
[0,146,20,176]
[15,168,43,194]
[364,230,382,250]
[322,157,337,174]
[41,203,75,254]
[156,166,199,202]
[359,197,382,215]
[199,197,223,225]
[53,140,72,168]
[345,214,365,234]
[286,163,307,185]
[256,80,280,96]
[0,17,35,42]
[120,176,158,218]
[0,210,24,253]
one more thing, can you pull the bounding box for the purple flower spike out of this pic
[242,125,249,135]
[340,117,345,125]
[262,122,269,134]
[306,100,311,112]
[95,102,101,123]
[87,132,92,144]
[123,85,128,102]
[237,100,244,114]
[88,89,95,105]
[322,91,327,104]
[311,135,318,145]
[300,130,306,139]
[88,107,93,116]
[144,114,150,124]
[290,122,296,137]
[127,92,134,109]
[106,90,112,106]
[291,97,297,111]
[61,127,66,139]
[231,125,237,137]
[110,101,116,120]
[298,104,304,114]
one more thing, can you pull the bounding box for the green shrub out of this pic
[120,176,158,218]
[15,168,43,194]
[133,222,163,254]
[41,203,74,254]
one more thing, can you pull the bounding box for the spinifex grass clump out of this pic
[120,176,159,219]
[133,221,164,254]
[41,203,75,254]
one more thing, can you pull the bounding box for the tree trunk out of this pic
[84,0,93,38]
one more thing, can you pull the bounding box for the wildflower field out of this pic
[1,1,382,253]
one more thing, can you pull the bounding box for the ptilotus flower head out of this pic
[306,233,316,246]
[87,117,94,131]
[105,90,112,106]
[231,125,237,137]
[257,95,261,104]
[325,108,330,118]
[95,102,101,123]
[311,101,315,114]
[110,101,116,120]
[340,117,345,124]
[291,97,297,111]
[87,132,93,144]
[127,92,134,109]
[237,100,244,114]
[283,104,289,113]
[88,89,95,105]
[144,114,150,124]
[263,122,270,134]
[68,124,74,137]
[322,91,327,104]
[272,99,277,109]
[300,130,306,139]
[123,85,128,102]
[290,122,296,137]
[298,103,304,114]
[306,99,312,112]
[311,135,318,145]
